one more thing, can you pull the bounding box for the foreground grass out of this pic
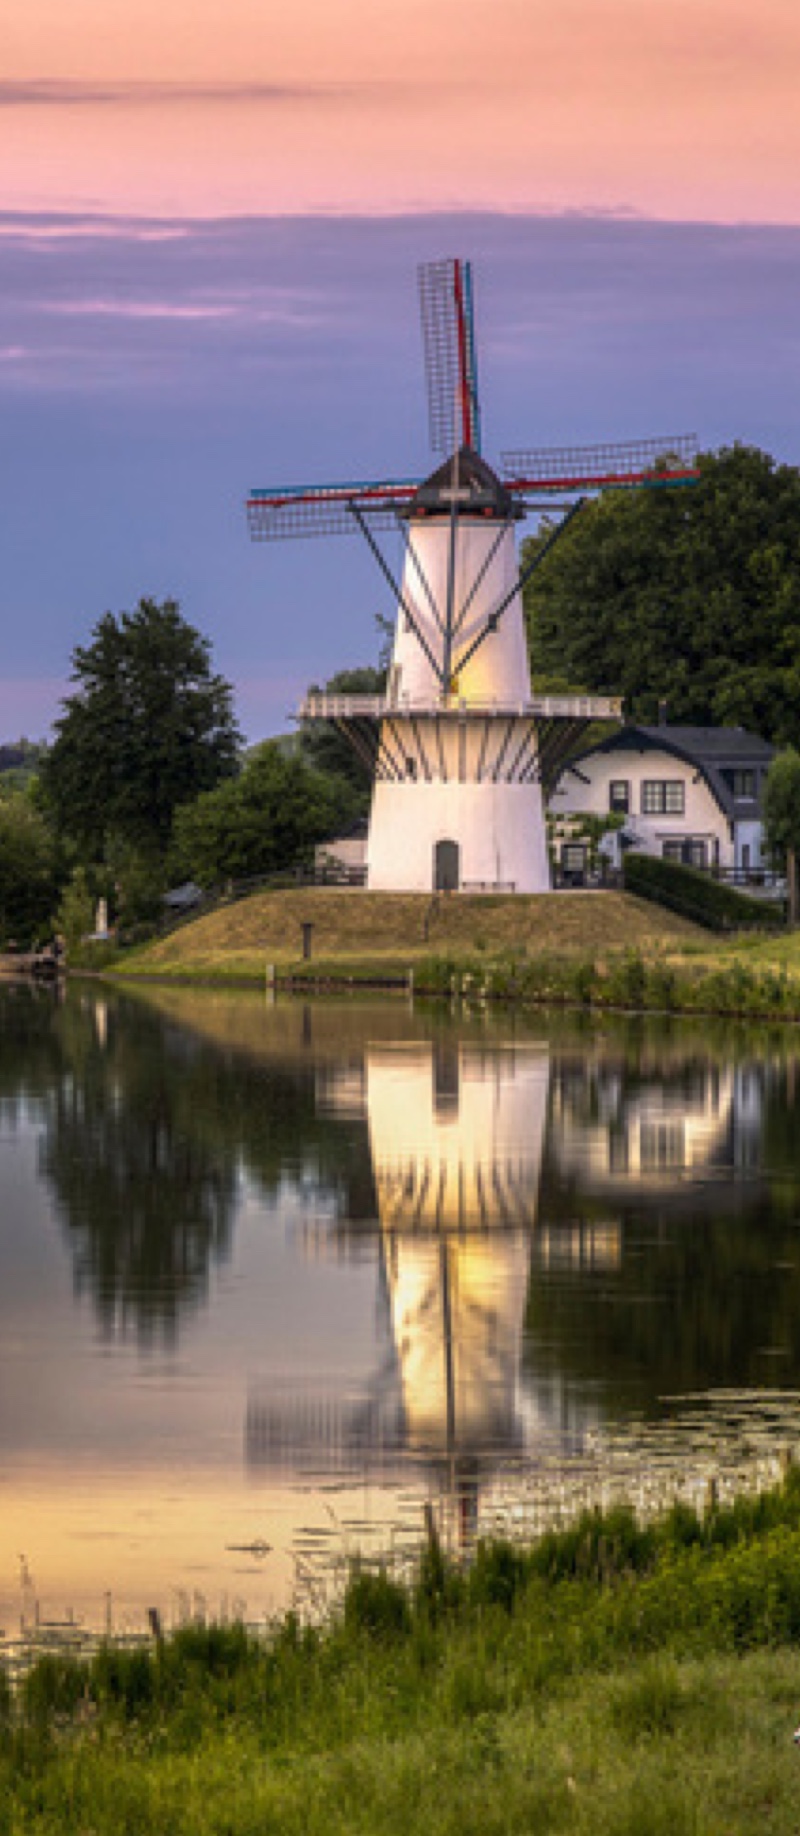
[7,1478,800,1833]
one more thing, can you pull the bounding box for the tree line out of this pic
[5,440,800,947]
[0,600,377,949]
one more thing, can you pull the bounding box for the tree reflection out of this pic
[0,985,375,1343]
[38,997,237,1343]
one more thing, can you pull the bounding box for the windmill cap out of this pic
[405,446,524,520]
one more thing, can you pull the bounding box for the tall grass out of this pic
[416,945,800,1022]
[5,1472,800,1831]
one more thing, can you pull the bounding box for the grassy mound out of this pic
[114,888,703,982]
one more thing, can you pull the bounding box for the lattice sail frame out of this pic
[418,258,481,456]
[501,434,698,496]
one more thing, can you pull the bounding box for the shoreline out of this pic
[6,1471,800,1834]
[81,941,800,1026]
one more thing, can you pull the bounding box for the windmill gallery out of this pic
[248,260,698,895]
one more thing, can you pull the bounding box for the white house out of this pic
[549,723,775,882]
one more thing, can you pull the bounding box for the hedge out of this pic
[622,850,785,932]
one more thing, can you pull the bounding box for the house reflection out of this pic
[547,1054,765,1198]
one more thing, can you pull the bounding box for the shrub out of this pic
[22,1652,87,1722]
[91,1644,156,1717]
[623,851,785,932]
[468,1539,528,1613]
[604,948,648,1009]
[343,1564,411,1640]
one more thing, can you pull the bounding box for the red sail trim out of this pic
[452,260,474,451]
[504,466,699,495]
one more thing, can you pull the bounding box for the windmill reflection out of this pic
[248,1038,601,1542]
[370,1042,544,1468]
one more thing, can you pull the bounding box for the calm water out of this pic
[3,979,800,1641]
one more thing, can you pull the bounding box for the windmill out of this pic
[247,259,698,893]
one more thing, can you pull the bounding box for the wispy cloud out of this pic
[41,298,240,322]
[0,216,189,242]
[0,79,372,109]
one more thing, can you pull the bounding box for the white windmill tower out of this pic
[248,259,697,893]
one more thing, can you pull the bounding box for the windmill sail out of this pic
[418,258,481,456]
[501,434,698,496]
[247,477,418,540]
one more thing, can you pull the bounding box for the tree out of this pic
[300,665,386,804]
[763,748,800,924]
[55,866,96,951]
[170,741,359,886]
[523,446,800,746]
[0,793,60,946]
[40,599,240,860]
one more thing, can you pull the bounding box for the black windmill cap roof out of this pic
[406,445,524,520]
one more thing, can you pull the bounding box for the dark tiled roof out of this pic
[566,723,775,822]
[636,725,774,764]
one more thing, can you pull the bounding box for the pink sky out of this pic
[5,0,800,222]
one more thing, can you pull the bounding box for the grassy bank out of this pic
[6,1477,800,1833]
[415,944,800,1022]
[80,884,800,1024]
[108,889,704,984]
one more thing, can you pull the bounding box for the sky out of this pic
[3,0,800,741]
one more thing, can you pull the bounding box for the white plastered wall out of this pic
[367,778,550,891]
[550,746,733,867]
[734,819,764,871]
[389,518,531,705]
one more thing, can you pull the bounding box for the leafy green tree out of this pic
[763,748,800,923]
[40,598,240,860]
[523,446,800,745]
[170,741,358,886]
[0,793,60,947]
[300,665,386,804]
[55,865,96,950]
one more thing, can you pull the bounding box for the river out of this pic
[2,979,800,1645]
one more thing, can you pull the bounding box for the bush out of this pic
[623,851,785,932]
[468,1539,527,1613]
[91,1644,155,1718]
[343,1564,411,1640]
[22,1652,87,1722]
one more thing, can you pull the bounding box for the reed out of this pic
[5,1474,800,1833]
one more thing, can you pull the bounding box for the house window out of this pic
[642,779,685,816]
[732,769,756,799]
[662,838,708,869]
[640,1121,686,1171]
[609,780,630,813]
